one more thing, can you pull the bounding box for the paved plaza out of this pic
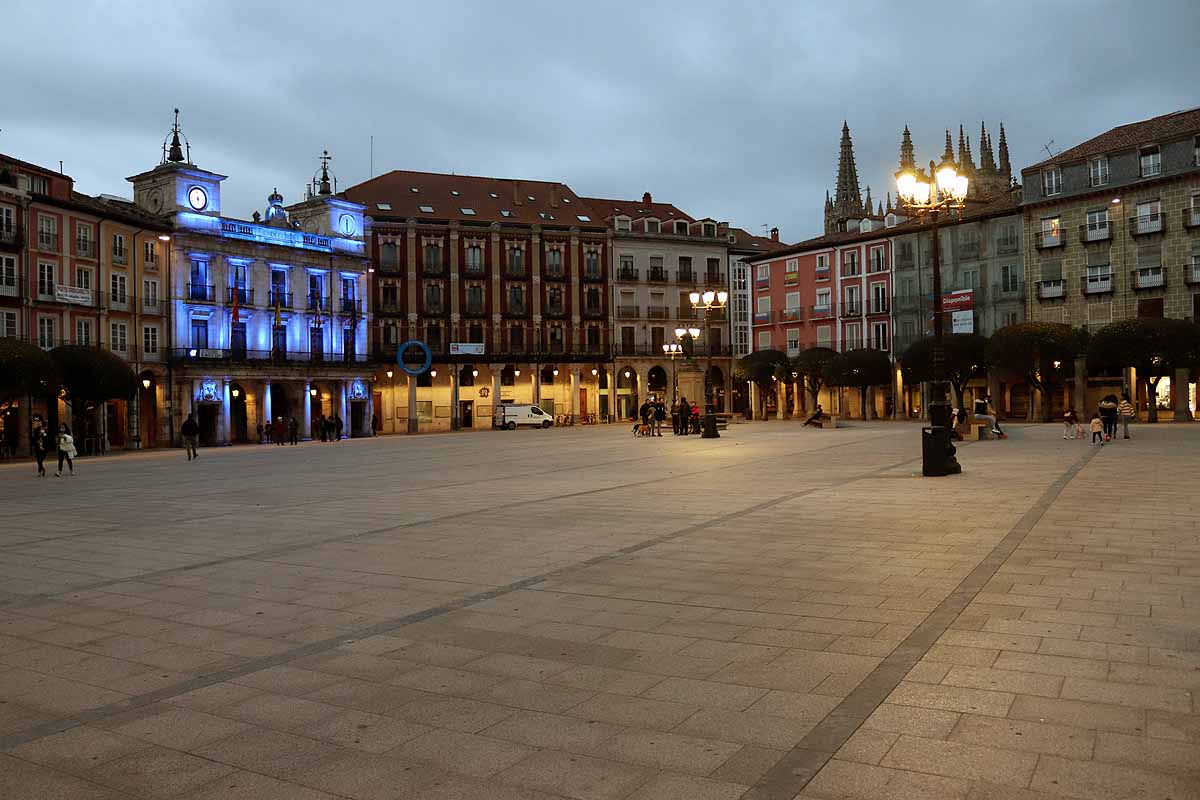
[0,421,1197,799]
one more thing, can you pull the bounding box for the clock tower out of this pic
[127,109,227,220]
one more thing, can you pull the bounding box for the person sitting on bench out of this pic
[973,394,1003,436]
[802,404,825,427]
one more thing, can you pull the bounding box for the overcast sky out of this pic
[5,1,1198,241]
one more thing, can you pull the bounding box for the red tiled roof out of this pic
[727,227,791,253]
[580,196,693,224]
[1026,107,1200,171]
[343,170,604,228]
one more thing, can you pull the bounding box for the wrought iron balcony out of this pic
[545,305,568,319]
[171,347,369,364]
[308,293,331,312]
[1182,208,1200,229]
[1079,222,1112,243]
[869,300,890,315]
[1129,213,1165,236]
[996,238,1020,255]
[378,257,402,274]
[1035,230,1064,250]
[421,261,445,277]
[463,304,488,318]
[646,305,669,319]
[35,233,59,252]
[814,267,831,281]
[809,304,833,318]
[616,305,641,319]
[617,267,639,281]
[0,224,24,249]
[1184,260,1200,286]
[187,283,215,302]
[504,265,527,279]
[647,268,669,283]
[339,297,361,314]
[112,249,128,266]
[839,303,862,318]
[779,307,802,322]
[108,292,130,312]
[75,239,96,258]
[227,287,254,305]
[676,269,695,284]
[543,267,567,281]
[582,270,604,283]
[582,306,605,319]
[268,290,292,308]
[1081,272,1114,295]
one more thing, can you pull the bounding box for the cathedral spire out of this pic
[942,130,955,164]
[997,123,1012,180]
[863,185,873,216]
[980,122,997,172]
[834,121,863,211]
[885,192,893,214]
[898,125,916,172]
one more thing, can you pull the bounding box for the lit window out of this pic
[376,203,391,210]
[576,215,591,222]
[419,205,434,213]
[460,208,476,215]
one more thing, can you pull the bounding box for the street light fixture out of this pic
[142,377,151,389]
[688,290,728,438]
[896,151,968,474]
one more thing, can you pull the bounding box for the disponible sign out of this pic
[942,289,974,311]
[54,286,92,305]
[449,342,485,356]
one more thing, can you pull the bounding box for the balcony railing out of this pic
[421,261,445,277]
[810,304,833,318]
[421,302,446,316]
[545,305,568,318]
[581,306,605,319]
[308,293,331,312]
[1183,208,1200,229]
[784,272,799,286]
[504,304,528,317]
[869,300,890,315]
[227,287,254,305]
[108,293,130,312]
[1185,260,1200,286]
[463,261,486,276]
[753,311,771,325]
[1079,222,1112,243]
[997,238,1019,255]
[676,269,695,284]
[779,307,802,322]
[378,257,402,274]
[1131,266,1165,290]
[839,303,862,318]
[339,297,361,314]
[0,225,23,249]
[815,267,831,281]
[618,267,639,281]
[646,305,669,319]
[142,297,161,314]
[463,304,488,317]
[1037,279,1066,300]
[1130,213,1164,236]
[616,305,641,318]
[1081,272,1114,295]
[187,283,215,302]
[647,269,669,283]
[378,299,402,313]
[75,240,96,258]
[268,290,292,308]
[544,267,567,281]
[956,241,980,260]
[705,271,724,285]
[504,265,527,279]
[582,270,604,283]
[171,348,370,364]
[112,250,128,266]
[1035,230,1064,250]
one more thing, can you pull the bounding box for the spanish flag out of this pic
[274,294,282,329]
[230,284,240,328]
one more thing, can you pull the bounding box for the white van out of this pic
[496,404,554,430]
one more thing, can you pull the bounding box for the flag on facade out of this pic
[273,295,282,329]
[230,285,240,328]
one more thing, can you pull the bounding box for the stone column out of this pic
[303,381,312,441]
[794,378,804,417]
[531,366,541,406]
[776,382,785,420]
[339,382,349,438]
[1174,367,1193,422]
[365,388,374,437]
[608,363,618,422]
[893,368,903,420]
[1072,357,1087,418]
[492,370,502,428]
[129,392,141,449]
[263,379,272,431]
[450,367,461,431]
[749,382,758,420]
[407,375,418,433]
[219,382,231,445]
[570,369,580,422]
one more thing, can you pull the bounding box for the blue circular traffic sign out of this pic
[396,340,432,376]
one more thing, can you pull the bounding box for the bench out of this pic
[714,413,733,432]
[811,415,840,429]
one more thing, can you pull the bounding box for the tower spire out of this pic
[318,150,333,196]
[163,108,189,165]
[826,122,864,233]
[980,122,997,172]
[997,123,1012,181]
[863,185,873,216]
[898,125,916,172]
[942,130,955,164]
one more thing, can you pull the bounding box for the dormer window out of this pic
[1042,168,1062,196]
[376,203,392,211]
[576,215,591,222]
[615,216,631,232]
[527,195,536,201]
[674,221,688,235]
[1140,146,1161,177]
[490,192,499,198]
[451,190,460,196]
[645,219,660,233]
[460,208,476,215]
[562,197,571,204]
[419,205,434,213]
[702,223,716,237]
[885,213,897,227]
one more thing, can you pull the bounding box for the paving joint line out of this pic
[0,439,919,752]
[741,444,1100,800]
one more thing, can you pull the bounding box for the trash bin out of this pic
[922,426,961,477]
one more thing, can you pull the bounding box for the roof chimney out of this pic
[513,180,523,206]
[642,191,652,205]
[550,183,560,208]
[770,227,779,242]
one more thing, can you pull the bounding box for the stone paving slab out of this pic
[0,422,1197,799]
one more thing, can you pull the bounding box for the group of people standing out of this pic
[1067,392,1135,445]
[30,420,76,477]
[257,417,301,446]
[634,396,702,437]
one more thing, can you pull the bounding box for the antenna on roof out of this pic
[761,224,769,236]
[1042,139,1058,158]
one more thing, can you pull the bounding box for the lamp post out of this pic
[896,155,967,474]
[688,288,728,438]
[663,325,699,405]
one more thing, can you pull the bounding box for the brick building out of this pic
[1021,107,1200,415]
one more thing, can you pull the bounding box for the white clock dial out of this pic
[338,213,356,236]
[188,186,208,211]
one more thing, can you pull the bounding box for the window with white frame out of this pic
[786,328,800,354]
[815,253,829,275]
[38,317,54,348]
[37,262,55,297]
[816,326,832,348]
[1136,199,1162,233]
[1040,216,1062,246]
[961,269,979,288]
[75,267,92,291]
[756,296,770,314]
[1,310,15,338]
[112,233,126,263]
[37,216,57,250]
[76,319,92,346]
[143,279,158,310]
[75,223,93,256]
[29,175,48,194]
[869,246,885,272]
[757,330,771,350]
[845,323,861,349]
[0,255,14,295]
[110,322,128,353]
[785,291,800,310]
[1089,156,1109,187]
[1086,209,1110,239]
[872,322,889,351]
[842,250,859,276]
[143,325,158,356]
[110,272,127,305]
[1140,146,1161,177]
[816,288,831,310]
[1042,168,1062,196]
[844,285,861,313]
[0,205,13,235]
[143,240,157,267]
[1001,264,1020,293]
[756,264,770,284]
[645,219,660,233]
[615,216,631,232]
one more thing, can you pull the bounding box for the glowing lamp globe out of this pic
[896,170,917,202]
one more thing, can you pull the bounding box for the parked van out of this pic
[496,404,554,430]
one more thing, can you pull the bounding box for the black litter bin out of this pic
[922,426,961,477]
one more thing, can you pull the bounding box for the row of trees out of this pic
[738,318,1200,422]
[0,339,138,424]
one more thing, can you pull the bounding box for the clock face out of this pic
[338,213,357,236]
[147,189,163,213]
[187,186,208,211]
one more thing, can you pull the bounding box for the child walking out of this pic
[1090,414,1104,446]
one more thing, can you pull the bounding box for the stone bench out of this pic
[811,415,840,429]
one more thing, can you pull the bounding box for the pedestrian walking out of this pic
[288,416,299,445]
[653,400,665,437]
[32,422,48,477]
[1098,395,1118,441]
[371,414,379,437]
[55,423,77,476]
[1118,393,1135,440]
[263,419,272,444]
[256,421,264,444]
[180,413,199,461]
[317,414,327,442]
[1063,407,1078,440]
[1090,413,1105,445]
[335,415,344,441]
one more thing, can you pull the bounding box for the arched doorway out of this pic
[230,383,249,443]
[617,367,638,419]
[706,366,726,413]
[647,365,668,400]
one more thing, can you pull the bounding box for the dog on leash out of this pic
[633,423,653,437]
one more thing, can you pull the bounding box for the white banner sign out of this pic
[449,342,485,356]
[54,286,92,305]
[951,310,974,334]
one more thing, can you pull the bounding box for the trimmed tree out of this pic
[823,348,893,420]
[900,333,989,411]
[1087,317,1200,423]
[0,337,58,413]
[792,347,838,412]
[987,322,1082,421]
[49,345,138,427]
[738,349,790,418]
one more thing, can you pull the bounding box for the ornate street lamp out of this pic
[897,154,967,473]
[688,289,729,438]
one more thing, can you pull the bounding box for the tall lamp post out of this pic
[896,156,967,473]
[688,288,728,439]
[663,325,699,405]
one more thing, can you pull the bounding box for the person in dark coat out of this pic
[1098,395,1119,441]
[274,417,286,445]
[288,416,299,445]
[180,413,199,460]
[653,400,666,436]
[32,422,49,477]
[317,414,327,442]
[371,414,379,436]
[334,415,344,441]
[677,396,688,436]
